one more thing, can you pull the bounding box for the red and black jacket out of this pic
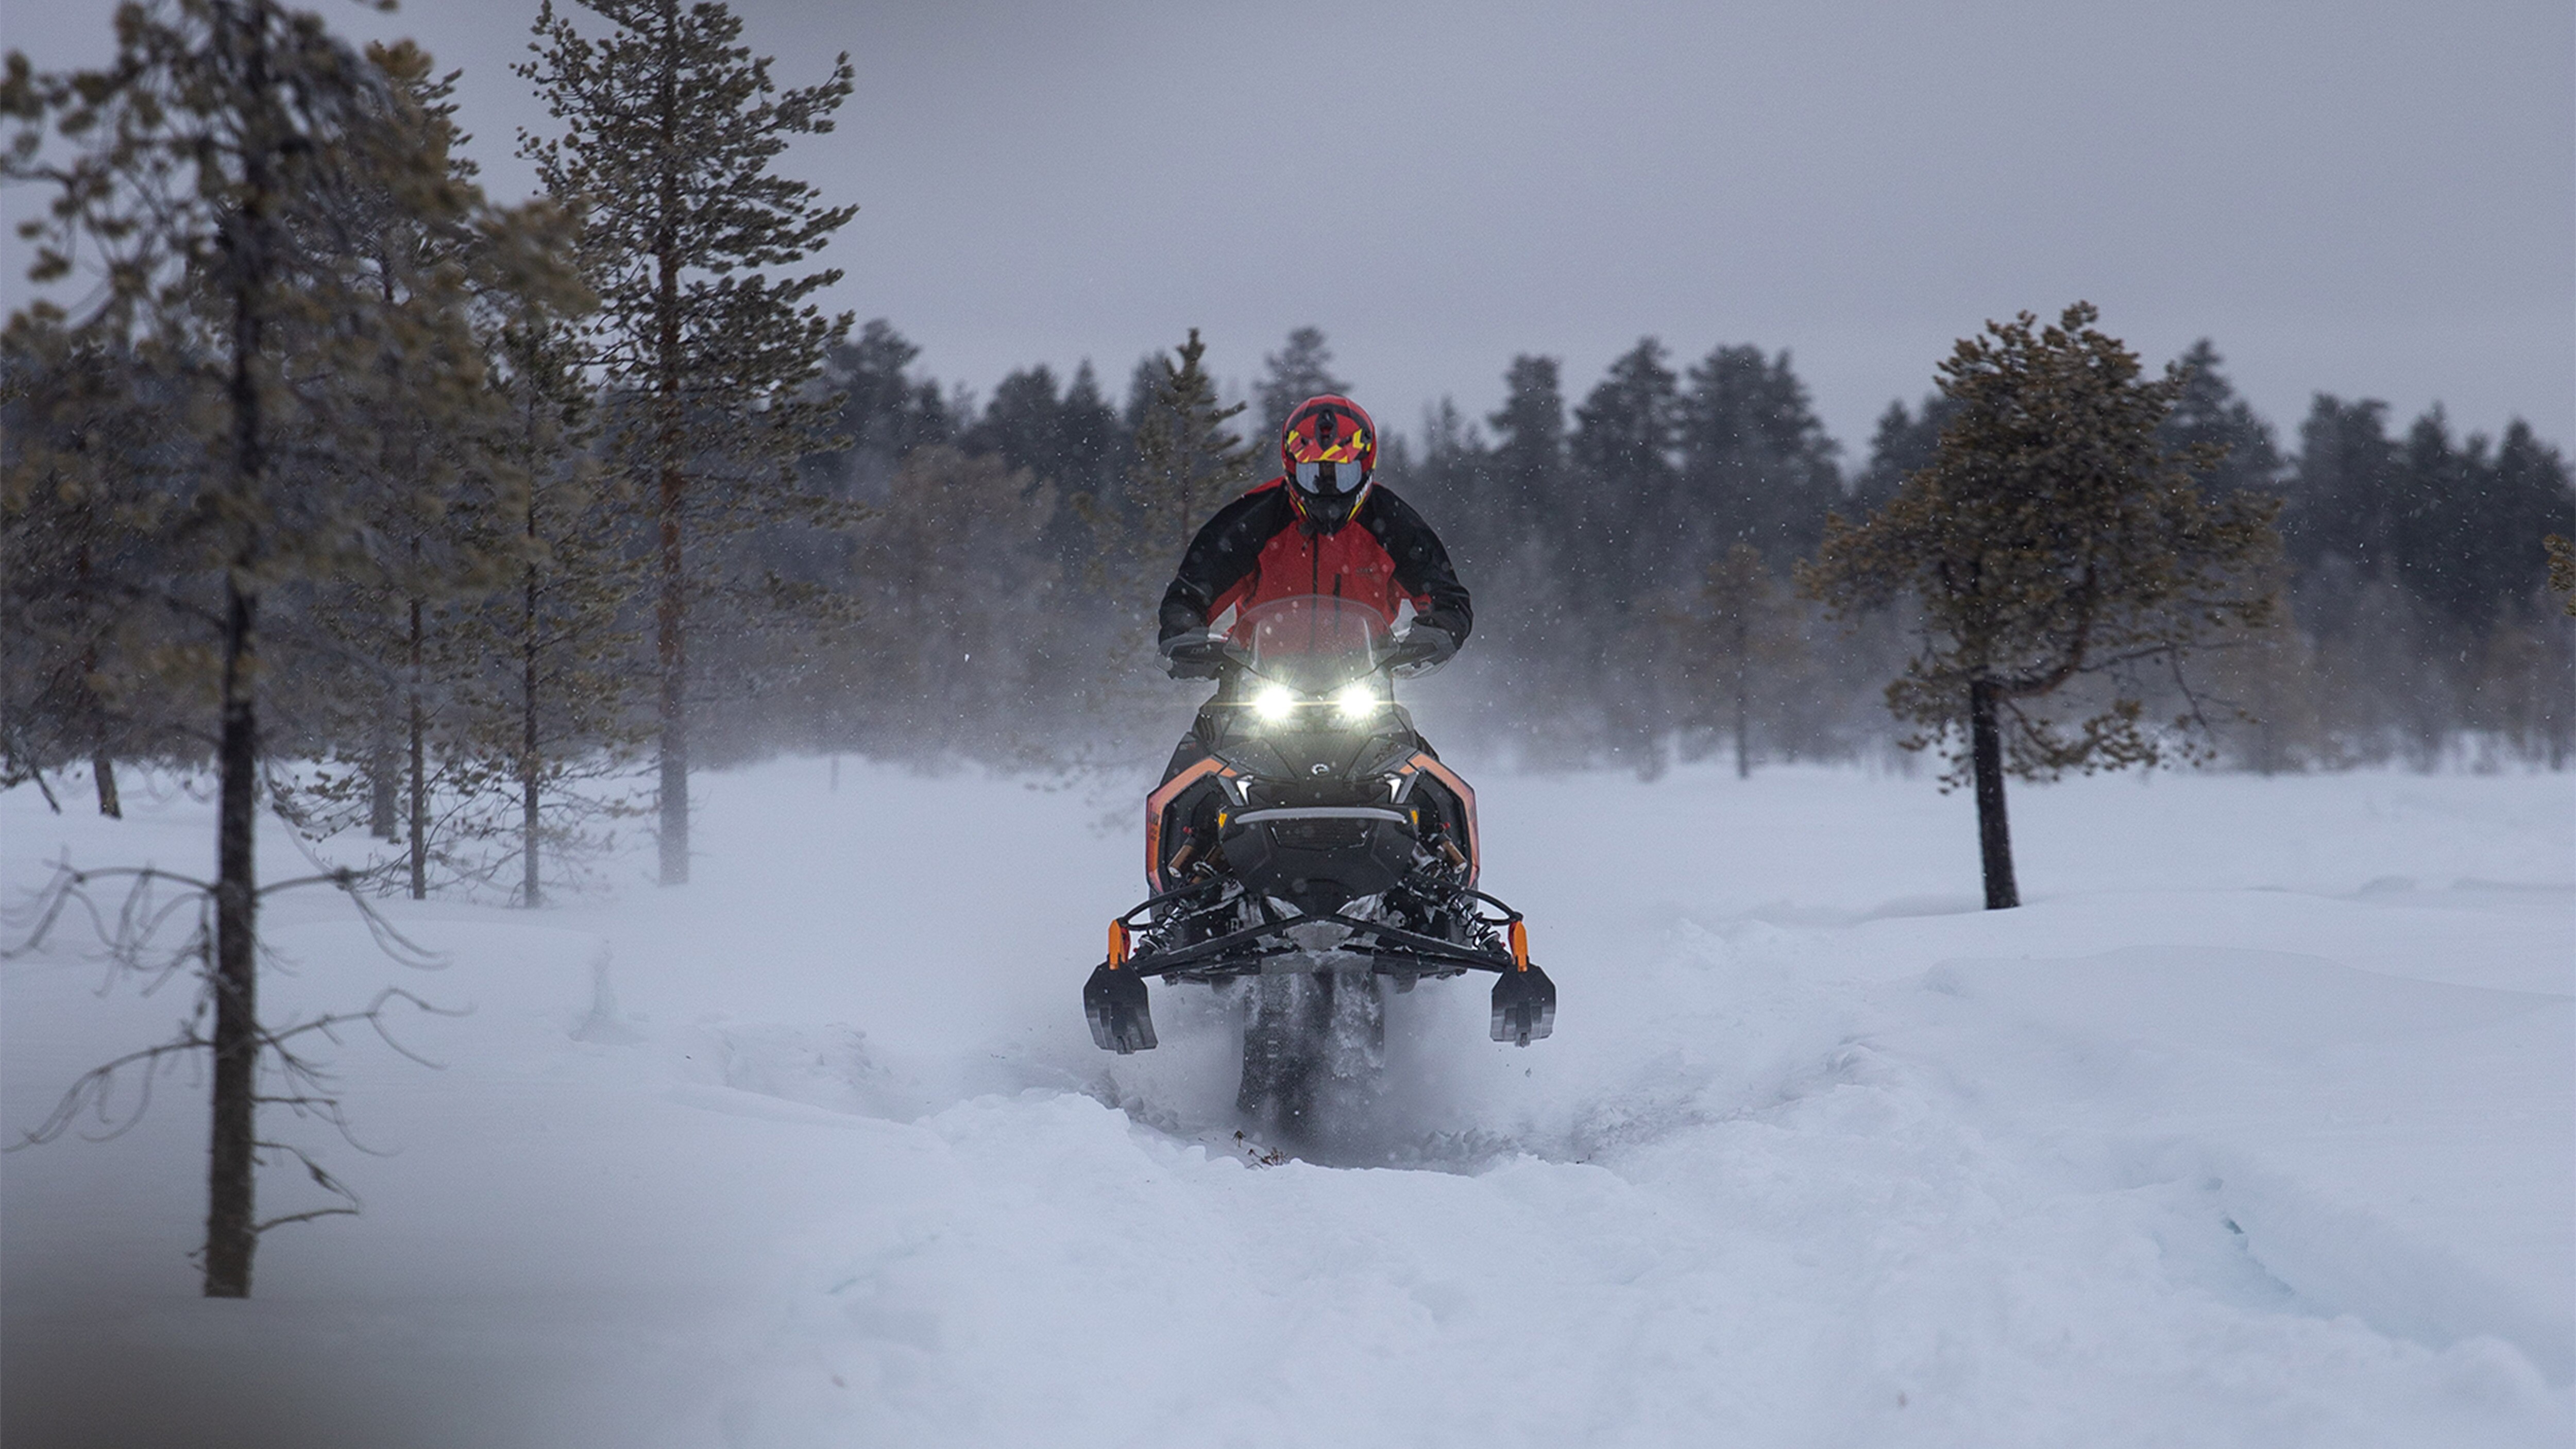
[1157,479,1473,647]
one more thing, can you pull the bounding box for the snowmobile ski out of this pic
[1083,960,1156,1054]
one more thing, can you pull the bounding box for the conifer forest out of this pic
[7,0,2567,909]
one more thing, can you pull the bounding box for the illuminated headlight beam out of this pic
[1253,685,1297,723]
[1334,682,1378,722]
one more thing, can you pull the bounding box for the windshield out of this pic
[1239,595,1392,694]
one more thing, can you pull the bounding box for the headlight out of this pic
[1334,681,1379,722]
[1253,685,1296,723]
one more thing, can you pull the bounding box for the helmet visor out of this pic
[1292,459,1367,496]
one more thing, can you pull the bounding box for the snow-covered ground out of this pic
[4,754,2570,1447]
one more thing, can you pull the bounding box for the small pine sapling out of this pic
[1800,304,2284,909]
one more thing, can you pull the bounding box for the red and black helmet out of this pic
[1280,394,1376,530]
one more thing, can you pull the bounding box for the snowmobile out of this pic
[1083,595,1555,1124]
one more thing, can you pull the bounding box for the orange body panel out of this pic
[1408,752,1481,889]
[1144,755,1230,891]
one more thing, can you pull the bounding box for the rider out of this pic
[1156,394,1472,774]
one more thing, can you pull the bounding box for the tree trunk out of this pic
[92,749,121,818]
[520,745,541,908]
[1968,677,2019,910]
[369,723,399,839]
[520,555,542,909]
[407,595,427,899]
[1731,615,1751,781]
[652,79,688,888]
[370,673,399,840]
[656,456,686,886]
[209,247,265,1298]
[206,0,275,1298]
[207,577,261,1299]
[1732,676,1749,779]
[76,540,120,819]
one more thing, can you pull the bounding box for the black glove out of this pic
[1160,636,1226,680]
[1391,624,1457,670]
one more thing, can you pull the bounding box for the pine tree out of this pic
[4,0,514,1296]
[1253,325,1352,447]
[965,366,1069,480]
[2282,395,2400,580]
[1851,394,1957,515]
[455,295,646,907]
[954,355,1128,644]
[809,318,951,498]
[518,0,856,886]
[1569,337,1683,607]
[1121,328,1258,586]
[281,42,560,899]
[1394,397,1487,561]
[1566,339,1685,766]
[834,445,1059,758]
[2285,399,2569,637]
[1477,356,1567,607]
[1471,354,1601,760]
[0,318,188,814]
[2159,340,2282,499]
[1046,360,1126,562]
[1053,329,1252,752]
[1677,542,1805,778]
[2144,351,2303,768]
[1676,345,1843,568]
[1801,304,2283,910]
[1487,355,1567,518]
[2491,422,2576,612]
[1056,362,1125,501]
[2391,408,2487,632]
[2397,414,2573,634]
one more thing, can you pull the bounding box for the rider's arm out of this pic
[1361,488,1473,645]
[1157,485,1294,644]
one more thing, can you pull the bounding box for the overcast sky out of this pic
[6,0,2570,461]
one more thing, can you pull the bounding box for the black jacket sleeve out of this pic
[1361,487,1473,645]
[1157,485,1295,643]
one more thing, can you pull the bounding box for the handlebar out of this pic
[1161,627,1452,683]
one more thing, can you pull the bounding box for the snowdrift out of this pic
[3,760,2569,1447]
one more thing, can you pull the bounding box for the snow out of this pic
[4,757,2570,1447]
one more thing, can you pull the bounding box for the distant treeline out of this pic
[4,0,2571,926]
[778,322,2575,775]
